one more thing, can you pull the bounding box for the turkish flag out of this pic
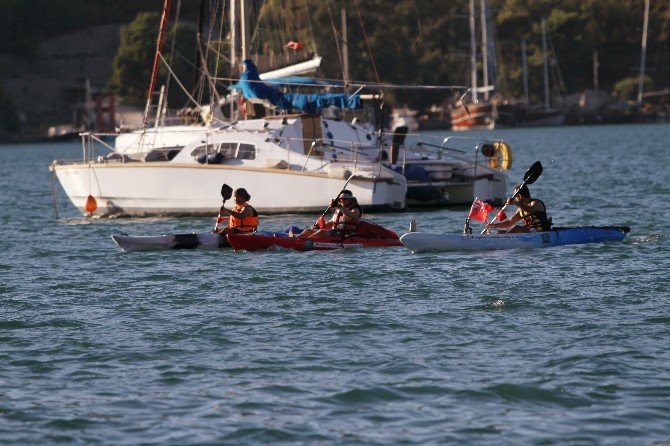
[285,41,304,50]
[316,214,326,229]
[468,199,493,222]
[495,209,507,221]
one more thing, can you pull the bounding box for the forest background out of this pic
[0,0,668,137]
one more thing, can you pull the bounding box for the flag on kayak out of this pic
[316,214,326,229]
[285,41,304,50]
[468,199,493,222]
[216,215,227,225]
[494,209,507,221]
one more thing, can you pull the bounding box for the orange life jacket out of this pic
[229,203,259,232]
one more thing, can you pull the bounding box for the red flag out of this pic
[468,199,493,222]
[216,215,227,225]
[284,41,304,50]
[496,209,507,221]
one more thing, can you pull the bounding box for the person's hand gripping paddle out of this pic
[213,184,234,232]
[482,161,543,234]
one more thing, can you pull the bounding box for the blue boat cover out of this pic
[231,60,360,113]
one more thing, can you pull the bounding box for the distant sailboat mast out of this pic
[469,0,477,103]
[541,17,550,112]
[521,39,529,108]
[637,0,650,104]
[480,0,488,101]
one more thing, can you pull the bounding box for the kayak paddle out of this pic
[213,183,234,231]
[481,161,543,234]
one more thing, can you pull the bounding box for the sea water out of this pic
[1,124,669,444]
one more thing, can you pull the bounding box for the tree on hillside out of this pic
[0,83,20,133]
[107,12,197,107]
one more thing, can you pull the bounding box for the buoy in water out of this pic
[85,195,97,214]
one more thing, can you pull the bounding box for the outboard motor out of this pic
[390,125,408,165]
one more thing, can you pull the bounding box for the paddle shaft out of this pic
[213,198,229,231]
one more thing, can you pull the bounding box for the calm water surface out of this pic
[1,124,669,444]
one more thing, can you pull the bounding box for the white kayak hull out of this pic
[112,233,228,252]
[400,226,629,253]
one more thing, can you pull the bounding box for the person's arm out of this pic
[220,205,252,219]
[488,210,522,229]
[337,206,361,221]
[515,199,544,214]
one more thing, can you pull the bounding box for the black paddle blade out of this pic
[221,184,233,200]
[524,161,543,185]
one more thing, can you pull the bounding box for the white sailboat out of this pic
[49,0,407,217]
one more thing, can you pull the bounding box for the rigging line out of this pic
[203,0,224,104]
[326,0,346,82]
[164,0,182,113]
[411,3,424,53]
[302,0,318,54]
[211,0,227,85]
[276,0,287,55]
[352,0,380,84]
[250,0,269,55]
[197,36,223,105]
[158,52,201,108]
[211,75,467,90]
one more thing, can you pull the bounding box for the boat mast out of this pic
[240,0,249,61]
[521,39,529,107]
[469,0,477,102]
[142,0,172,130]
[637,0,650,104]
[230,0,237,119]
[341,5,350,87]
[541,17,550,112]
[480,0,488,101]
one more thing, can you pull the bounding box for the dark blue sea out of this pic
[1,124,669,444]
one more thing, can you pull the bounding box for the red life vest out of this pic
[333,204,362,235]
[229,203,259,232]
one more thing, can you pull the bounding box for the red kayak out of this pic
[226,220,403,252]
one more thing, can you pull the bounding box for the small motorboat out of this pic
[400,226,630,253]
[226,220,402,252]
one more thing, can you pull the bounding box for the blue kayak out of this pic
[400,226,630,253]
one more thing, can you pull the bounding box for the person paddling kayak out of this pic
[297,190,362,238]
[213,188,259,235]
[487,184,551,233]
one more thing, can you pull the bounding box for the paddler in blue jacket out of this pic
[487,184,551,233]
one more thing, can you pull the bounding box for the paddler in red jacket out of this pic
[297,190,362,238]
[214,188,259,235]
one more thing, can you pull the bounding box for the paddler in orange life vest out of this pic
[213,188,259,235]
[487,183,552,233]
[297,190,362,238]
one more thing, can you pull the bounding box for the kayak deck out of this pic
[226,233,403,252]
[400,226,630,253]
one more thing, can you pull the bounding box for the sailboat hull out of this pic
[450,103,496,131]
[51,162,406,216]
